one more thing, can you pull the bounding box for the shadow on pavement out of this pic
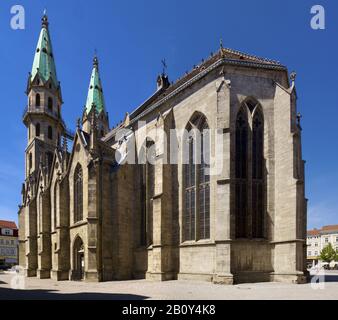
[0,287,148,300]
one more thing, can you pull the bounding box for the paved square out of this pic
[0,270,337,300]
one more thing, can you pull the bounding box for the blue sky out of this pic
[0,0,337,229]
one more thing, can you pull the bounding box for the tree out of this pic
[319,243,336,263]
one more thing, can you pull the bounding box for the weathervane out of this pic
[161,58,167,75]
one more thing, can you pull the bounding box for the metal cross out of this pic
[161,58,167,75]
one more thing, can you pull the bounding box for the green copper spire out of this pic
[85,56,106,114]
[31,13,58,85]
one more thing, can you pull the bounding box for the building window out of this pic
[235,109,248,238]
[183,114,210,241]
[36,93,41,107]
[36,123,40,137]
[235,101,265,239]
[74,164,83,223]
[29,153,32,170]
[53,183,58,230]
[315,251,318,256]
[48,126,53,140]
[315,243,318,247]
[48,97,53,111]
[325,238,329,243]
[336,237,338,242]
[308,251,311,256]
[10,240,14,245]
[140,140,155,246]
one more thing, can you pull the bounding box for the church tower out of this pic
[23,13,65,180]
[82,56,109,137]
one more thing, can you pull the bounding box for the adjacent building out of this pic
[0,220,18,267]
[307,225,338,267]
[18,14,308,284]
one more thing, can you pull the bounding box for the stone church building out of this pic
[18,14,308,284]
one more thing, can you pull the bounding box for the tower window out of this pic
[36,94,41,107]
[29,153,32,170]
[74,164,83,223]
[48,126,53,140]
[48,97,53,111]
[36,123,40,137]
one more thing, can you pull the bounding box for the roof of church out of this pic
[104,46,287,142]
[128,47,286,122]
[85,56,106,115]
[31,14,58,85]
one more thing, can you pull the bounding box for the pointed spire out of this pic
[85,55,106,115]
[31,12,58,85]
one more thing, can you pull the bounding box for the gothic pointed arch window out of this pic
[74,164,83,223]
[234,99,265,239]
[235,108,248,238]
[140,139,155,246]
[183,113,210,241]
[53,183,58,230]
[252,109,264,238]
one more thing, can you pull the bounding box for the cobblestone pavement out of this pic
[0,270,337,300]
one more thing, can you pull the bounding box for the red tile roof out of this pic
[307,229,320,236]
[0,220,17,229]
[321,225,338,232]
[308,225,338,236]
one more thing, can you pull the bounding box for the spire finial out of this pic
[161,58,167,76]
[93,52,99,69]
[220,38,223,49]
[42,9,49,29]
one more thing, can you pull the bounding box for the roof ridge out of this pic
[222,47,281,65]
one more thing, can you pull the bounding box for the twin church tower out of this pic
[23,13,108,179]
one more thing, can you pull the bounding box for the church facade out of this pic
[18,14,308,284]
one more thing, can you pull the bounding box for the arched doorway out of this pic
[73,237,84,280]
